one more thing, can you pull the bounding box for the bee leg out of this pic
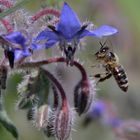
[89,73,104,78]
[91,63,102,68]
[94,73,101,78]
[94,72,109,78]
[97,73,112,84]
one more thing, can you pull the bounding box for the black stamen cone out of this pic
[4,50,15,68]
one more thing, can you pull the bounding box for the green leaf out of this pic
[0,95,18,139]
[0,0,37,19]
[0,110,18,139]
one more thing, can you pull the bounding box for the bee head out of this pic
[95,42,109,59]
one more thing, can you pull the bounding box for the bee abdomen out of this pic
[112,65,128,92]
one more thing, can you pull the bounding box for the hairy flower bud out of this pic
[34,105,50,129]
[27,107,36,121]
[54,107,73,140]
[43,108,56,137]
[74,79,95,115]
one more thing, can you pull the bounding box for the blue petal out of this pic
[79,25,118,38]
[14,50,23,60]
[45,40,58,49]
[14,49,31,60]
[32,40,57,50]
[35,30,59,41]
[4,32,26,47]
[32,43,44,50]
[90,25,118,37]
[57,2,81,39]
[89,100,105,118]
[77,29,93,39]
[110,118,122,128]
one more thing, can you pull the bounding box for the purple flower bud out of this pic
[54,106,73,140]
[74,79,96,115]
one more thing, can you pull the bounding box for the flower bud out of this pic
[43,109,56,137]
[34,105,50,129]
[54,107,73,140]
[74,79,95,115]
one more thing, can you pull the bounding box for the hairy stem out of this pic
[17,57,88,82]
[40,68,67,109]
[0,8,13,33]
[0,0,13,8]
[31,8,60,22]
[51,84,59,108]
[17,57,89,112]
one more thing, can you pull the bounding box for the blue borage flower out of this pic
[86,100,121,128]
[34,2,118,64]
[0,31,32,67]
[89,100,105,119]
[2,31,31,59]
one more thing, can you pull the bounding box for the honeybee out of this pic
[94,42,129,92]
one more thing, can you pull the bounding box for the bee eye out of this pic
[101,49,106,53]
[101,47,109,53]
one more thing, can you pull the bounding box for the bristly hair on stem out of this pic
[40,68,73,140]
[0,19,13,33]
[73,62,94,115]
[16,57,95,115]
[31,8,60,23]
[0,8,13,33]
[0,0,13,8]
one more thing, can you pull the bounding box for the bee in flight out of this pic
[94,42,129,92]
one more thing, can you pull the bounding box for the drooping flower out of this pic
[34,2,118,64]
[0,31,31,67]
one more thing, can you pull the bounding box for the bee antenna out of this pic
[103,39,108,46]
[99,41,105,49]
[100,39,109,49]
[107,39,114,51]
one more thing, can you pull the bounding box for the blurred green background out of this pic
[1,0,140,140]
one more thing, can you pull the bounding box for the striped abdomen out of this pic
[111,65,128,92]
